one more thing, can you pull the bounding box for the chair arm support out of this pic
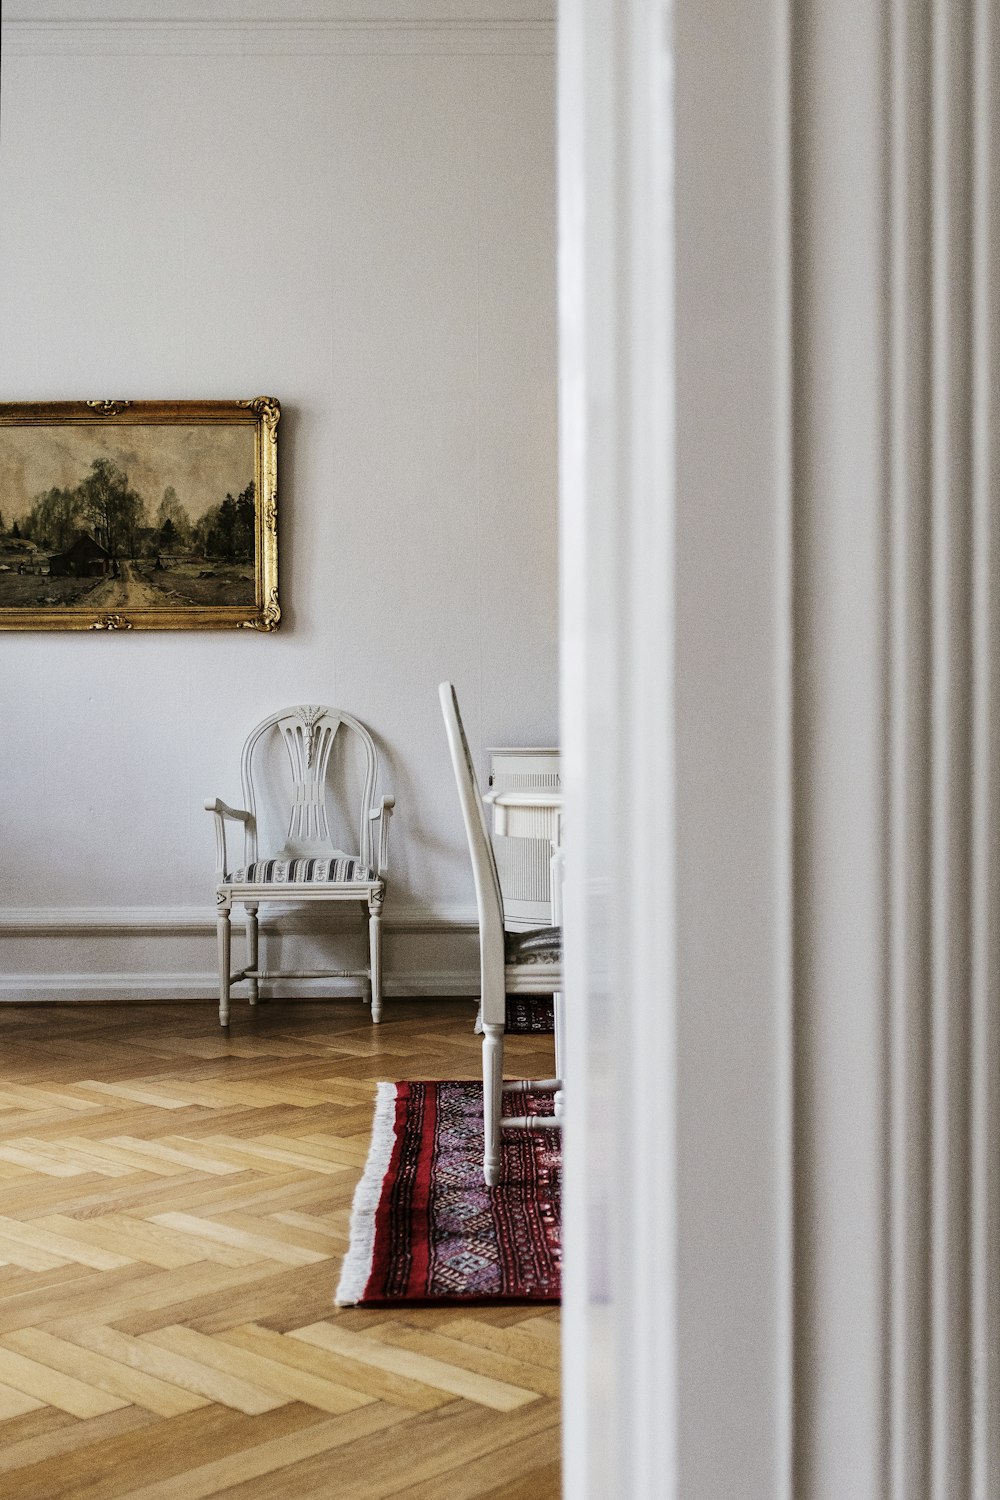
[204,799,254,880]
[368,794,395,879]
[204,798,252,822]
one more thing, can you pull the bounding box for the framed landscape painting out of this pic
[0,399,279,631]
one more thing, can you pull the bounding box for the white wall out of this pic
[0,6,557,999]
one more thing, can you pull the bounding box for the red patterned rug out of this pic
[505,994,555,1034]
[335,1080,561,1305]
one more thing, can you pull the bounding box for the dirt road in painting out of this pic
[86,560,166,611]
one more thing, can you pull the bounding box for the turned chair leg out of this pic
[245,903,259,1006]
[553,989,565,1118]
[482,1022,504,1186]
[216,900,232,1028]
[368,896,383,1024]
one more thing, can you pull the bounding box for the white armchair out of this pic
[206,705,394,1027]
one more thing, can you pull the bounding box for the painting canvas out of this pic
[0,400,279,631]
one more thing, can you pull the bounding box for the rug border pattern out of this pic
[333,1079,396,1307]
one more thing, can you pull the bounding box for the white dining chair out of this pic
[206,705,394,1027]
[439,682,562,1184]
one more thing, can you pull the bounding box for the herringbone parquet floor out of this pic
[0,998,561,1498]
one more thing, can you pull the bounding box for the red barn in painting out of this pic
[48,532,112,578]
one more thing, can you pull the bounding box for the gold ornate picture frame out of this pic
[0,399,279,632]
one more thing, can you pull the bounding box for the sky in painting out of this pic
[0,424,255,525]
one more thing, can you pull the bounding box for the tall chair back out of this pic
[438,682,506,1024]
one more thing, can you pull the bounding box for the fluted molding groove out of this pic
[792,1,999,1495]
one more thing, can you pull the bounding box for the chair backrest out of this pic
[239,706,378,868]
[438,683,506,1016]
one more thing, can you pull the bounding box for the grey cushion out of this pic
[505,926,562,965]
[228,855,375,885]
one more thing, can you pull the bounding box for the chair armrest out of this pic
[368,794,395,879]
[204,798,252,822]
[204,798,254,880]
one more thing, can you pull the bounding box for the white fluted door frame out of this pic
[559,0,791,1496]
[791,1,1000,1497]
[561,0,1000,1495]
[558,0,677,1493]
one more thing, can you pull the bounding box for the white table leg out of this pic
[550,842,565,927]
[551,830,565,1116]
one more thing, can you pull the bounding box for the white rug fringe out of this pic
[334,1081,398,1307]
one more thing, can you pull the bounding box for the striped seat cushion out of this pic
[505,926,562,965]
[228,856,376,885]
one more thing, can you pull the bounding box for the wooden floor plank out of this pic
[215,1211,344,1257]
[9,1137,127,1178]
[269,1210,346,1241]
[436,1318,562,1373]
[72,1082,194,1110]
[364,1322,561,1399]
[0,1406,155,1482]
[0,1214,132,1271]
[202,1394,559,1500]
[199,1136,351,1175]
[103,1138,243,1176]
[288,1323,540,1412]
[23,1139,134,1177]
[149,1213,329,1266]
[138,1325,376,1415]
[215,1323,453,1413]
[513,1314,561,1342]
[28,1214,204,1270]
[44,1262,279,1334]
[392,1428,562,1500]
[0,1382,45,1419]
[5,1327,210,1417]
[0,1404,76,1455]
[260,1132,371,1166]
[111,1259,344,1339]
[52,1140,189,1178]
[0,1404,317,1500]
[115,1403,410,1500]
[0,1344,128,1418]
[72,1327,287,1415]
[0,1230,70,1272]
[477,1459,563,1500]
[0,1145,83,1177]
[0,1085,101,1113]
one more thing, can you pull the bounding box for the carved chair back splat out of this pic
[240,706,379,869]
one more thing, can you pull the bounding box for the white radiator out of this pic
[488,748,561,929]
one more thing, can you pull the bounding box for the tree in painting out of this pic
[23,461,147,560]
[196,480,255,563]
[155,486,192,548]
[79,459,147,560]
[24,487,83,552]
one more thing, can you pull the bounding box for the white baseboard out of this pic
[0,904,480,1003]
[0,903,478,935]
[1,19,556,59]
[0,972,479,1003]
